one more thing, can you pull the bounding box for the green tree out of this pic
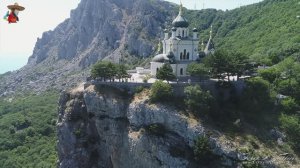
[156,63,176,83]
[91,61,104,80]
[116,64,129,82]
[204,50,250,81]
[240,77,273,119]
[184,85,213,115]
[107,62,117,81]
[91,61,117,81]
[150,81,173,102]
[187,63,209,80]
[204,50,229,80]
[229,52,251,80]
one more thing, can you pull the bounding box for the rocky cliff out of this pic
[28,0,176,67]
[57,84,274,168]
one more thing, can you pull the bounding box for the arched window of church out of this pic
[182,30,184,37]
[180,53,183,60]
[157,68,159,72]
[180,68,183,75]
[187,52,190,60]
[184,49,186,60]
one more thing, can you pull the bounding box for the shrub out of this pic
[74,129,81,138]
[184,85,214,115]
[279,114,300,153]
[193,136,215,164]
[135,86,145,94]
[280,97,299,114]
[149,81,173,102]
[242,161,263,168]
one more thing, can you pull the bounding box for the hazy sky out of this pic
[0,0,81,74]
[168,0,263,10]
[0,0,263,74]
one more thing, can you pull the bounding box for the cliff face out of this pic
[57,84,251,168]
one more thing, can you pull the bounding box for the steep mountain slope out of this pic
[208,0,299,64]
[28,0,176,67]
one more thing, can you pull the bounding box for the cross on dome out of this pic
[172,1,189,28]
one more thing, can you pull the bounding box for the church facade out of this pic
[150,4,214,77]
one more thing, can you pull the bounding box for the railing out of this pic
[84,79,219,96]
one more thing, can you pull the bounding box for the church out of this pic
[150,3,214,77]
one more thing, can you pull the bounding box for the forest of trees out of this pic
[186,0,299,66]
[0,92,58,168]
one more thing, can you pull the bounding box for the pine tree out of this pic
[156,63,176,83]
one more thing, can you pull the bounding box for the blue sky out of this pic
[0,0,263,74]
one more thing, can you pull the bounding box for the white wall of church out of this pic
[162,40,171,54]
[172,40,199,61]
[162,37,199,62]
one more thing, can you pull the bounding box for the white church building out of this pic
[150,3,214,77]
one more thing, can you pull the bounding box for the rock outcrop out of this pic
[57,84,252,168]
